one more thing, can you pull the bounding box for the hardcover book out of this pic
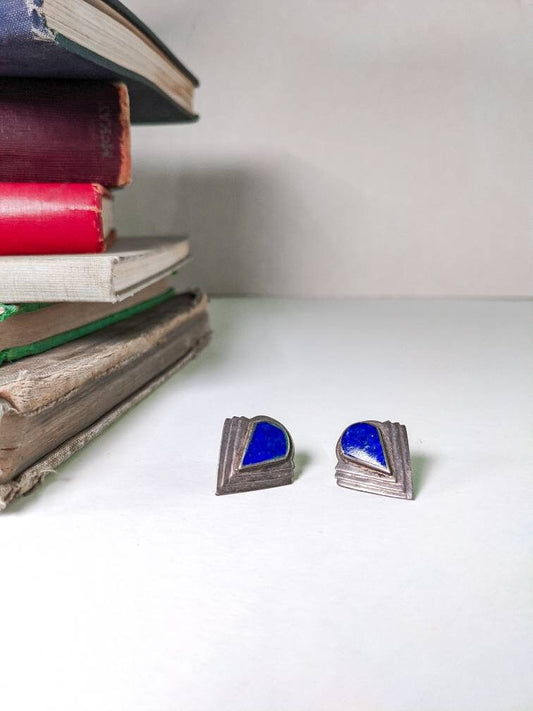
[0,236,190,302]
[0,278,171,364]
[0,182,114,255]
[0,0,199,123]
[0,290,210,508]
[0,79,131,186]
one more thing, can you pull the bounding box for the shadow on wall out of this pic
[113,156,367,296]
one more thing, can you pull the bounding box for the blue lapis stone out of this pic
[340,422,388,471]
[241,420,289,468]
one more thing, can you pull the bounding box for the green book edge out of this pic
[0,288,175,366]
[0,302,51,322]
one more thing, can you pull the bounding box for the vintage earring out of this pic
[216,415,295,495]
[335,420,413,499]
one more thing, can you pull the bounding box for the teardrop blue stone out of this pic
[241,421,289,467]
[340,422,388,470]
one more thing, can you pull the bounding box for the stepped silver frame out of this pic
[216,415,295,495]
[335,420,413,499]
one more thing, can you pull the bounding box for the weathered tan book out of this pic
[0,290,210,509]
[0,236,189,303]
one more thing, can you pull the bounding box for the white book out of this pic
[0,237,190,303]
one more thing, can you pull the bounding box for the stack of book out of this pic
[0,0,210,508]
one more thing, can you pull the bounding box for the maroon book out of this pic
[0,79,131,188]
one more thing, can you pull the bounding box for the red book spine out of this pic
[0,183,115,255]
[0,79,131,188]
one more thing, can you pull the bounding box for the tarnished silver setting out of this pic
[216,415,295,495]
[335,420,413,499]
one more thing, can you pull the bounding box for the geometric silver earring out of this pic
[335,420,413,499]
[216,415,295,495]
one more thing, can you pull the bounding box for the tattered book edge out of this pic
[0,330,211,510]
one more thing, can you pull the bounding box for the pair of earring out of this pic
[216,415,413,500]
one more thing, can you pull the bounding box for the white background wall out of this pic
[116,0,533,296]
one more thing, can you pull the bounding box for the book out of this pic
[0,79,131,186]
[0,236,190,302]
[0,290,210,507]
[0,279,172,364]
[0,337,209,509]
[0,0,199,124]
[0,182,115,255]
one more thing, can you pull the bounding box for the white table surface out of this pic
[2,297,533,711]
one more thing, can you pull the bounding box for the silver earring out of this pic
[216,415,295,495]
[335,420,413,499]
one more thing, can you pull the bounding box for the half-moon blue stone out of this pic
[340,422,388,471]
[241,421,289,467]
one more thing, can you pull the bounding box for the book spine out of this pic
[0,79,131,187]
[0,183,112,255]
[0,289,175,365]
